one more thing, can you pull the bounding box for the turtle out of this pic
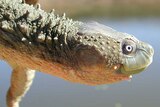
[0,0,154,107]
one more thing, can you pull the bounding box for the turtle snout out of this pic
[145,43,154,56]
[140,42,154,67]
[139,42,154,55]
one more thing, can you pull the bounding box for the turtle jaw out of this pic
[120,42,154,75]
[120,66,146,75]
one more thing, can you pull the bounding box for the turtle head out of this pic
[67,22,154,85]
[75,22,154,75]
[120,36,154,75]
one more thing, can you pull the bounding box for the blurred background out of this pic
[39,0,160,18]
[0,0,160,107]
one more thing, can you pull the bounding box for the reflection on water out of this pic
[0,18,160,107]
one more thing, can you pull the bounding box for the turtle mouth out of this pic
[120,66,146,75]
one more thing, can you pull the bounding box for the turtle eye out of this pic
[122,40,136,55]
[126,45,133,52]
[123,44,133,54]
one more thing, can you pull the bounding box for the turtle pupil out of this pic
[126,45,132,51]
[122,44,133,55]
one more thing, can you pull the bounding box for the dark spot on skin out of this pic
[98,36,102,39]
[117,41,120,43]
[87,39,91,41]
[91,36,94,38]
[94,39,97,42]
[77,36,82,40]
[106,41,110,44]
[77,32,83,36]
[84,36,88,39]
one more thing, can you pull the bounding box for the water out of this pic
[0,18,159,107]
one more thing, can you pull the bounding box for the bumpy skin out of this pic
[0,0,154,107]
[0,0,126,84]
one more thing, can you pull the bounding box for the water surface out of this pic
[0,18,159,107]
